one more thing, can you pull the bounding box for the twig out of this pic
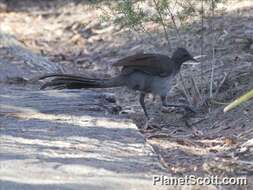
[189,117,208,126]
[209,0,215,98]
[165,4,184,46]
[202,65,223,75]
[179,71,192,105]
[211,100,228,105]
[147,134,174,139]
[213,72,229,98]
[200,0,204,82]
[152,0,170,46]
[138,23,160,49]
[164,2,192,105]
[152,144,171,171]
[190,77,203,104]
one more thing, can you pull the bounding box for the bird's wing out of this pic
[113,53,172,77]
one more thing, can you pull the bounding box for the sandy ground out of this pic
[0,0,253,189]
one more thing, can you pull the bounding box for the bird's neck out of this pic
[171,57,184,74]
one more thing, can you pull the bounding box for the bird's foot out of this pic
[182,105,197,113]
[162,104,197,114]
[161,106,176,113]
[143,117,161,131]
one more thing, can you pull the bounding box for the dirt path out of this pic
[0,1,253,189]
[0,85,170,190]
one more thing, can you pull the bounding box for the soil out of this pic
[0,0,252,189]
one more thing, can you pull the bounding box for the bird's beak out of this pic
[191,57,199,62]
[194,55,207,60]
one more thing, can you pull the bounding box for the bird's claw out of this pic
[183,105,197,113]
[143,118,161,131]
[162,104,197,114]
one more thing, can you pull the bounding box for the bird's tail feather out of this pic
[39,74,121,90]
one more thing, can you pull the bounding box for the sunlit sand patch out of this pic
[1,104,135,129]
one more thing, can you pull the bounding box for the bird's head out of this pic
[172,47,198,65]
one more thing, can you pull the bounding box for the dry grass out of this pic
[0,1,252,189]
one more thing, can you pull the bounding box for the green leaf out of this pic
[224,89,253,112]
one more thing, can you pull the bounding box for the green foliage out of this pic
[114,0,146,29]
[97,0,227,36]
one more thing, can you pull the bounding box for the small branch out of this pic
[166,4,183,46]
[190,77,202,104]
[224,89,253,113]
[200,0,204,82]
[165,2,193,105]
[209,0,215,98]
[179,71,192,105]
[152,0,170,46]
[213,72,229,98]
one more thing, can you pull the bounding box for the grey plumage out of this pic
[39,47,196,118]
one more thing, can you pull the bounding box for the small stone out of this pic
[104,95,116,103]
[250,43,253,50]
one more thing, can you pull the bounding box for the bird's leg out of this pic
[139,93,159,130]
[139,92,149,119]
[160,96,196,113]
